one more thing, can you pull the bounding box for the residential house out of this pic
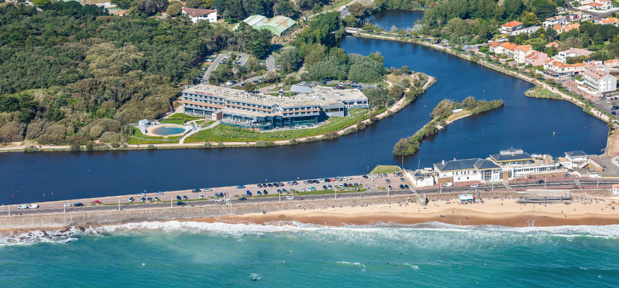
[514,45,533,63]
[543,58,586,77]
[182,8,217,24]
[586,1,612,10]
[546,42,559,49]
[565,13,580,22]
[496,42,518,58]
[509,25,541,35]
[501,21,522,33]
[599,17,619,26]
[604,58,619,69]
[525,51,549,67]
[543,16,566,28]
[552,23,580,33]
[488,41,502,53]
[582,63,617,94]
[556,48,593,63]
[433,158,502,184]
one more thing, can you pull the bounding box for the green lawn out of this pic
[371,165,402,175]
[160,119,187,125]
[185,109,371,143]
[166,113,203,121]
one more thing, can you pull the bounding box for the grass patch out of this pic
[160,119,187,125]
[524,87,562,99]
[185,109,370,143]
[166,113,203,121]
[127,127,181,144]
[371,165,402,175]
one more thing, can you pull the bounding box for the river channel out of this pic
[0,12,607,204]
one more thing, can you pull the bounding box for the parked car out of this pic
[286,196,295,200]
[17,204,28,209]
[537,180,545,184]
[263,191,268,195]
[386,179,391,183]
[155,191,163,195]
[257,184,263,188]
[73,203,84,207]
[238,197,248,201]
[400,184,405,189]
[257,191,262,196]
[198,194,203,199]
[138,193,145,197]
[176,195,182,200]
[177,201,186,206]
[64,203,72,207]
[129,197,135,203]
[141,197,146,202]
[201,188,212,192]
[471,184,479,188]
[444,182,453,187]
[237,185,245,189]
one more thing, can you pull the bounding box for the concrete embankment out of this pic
[0,195,417,230]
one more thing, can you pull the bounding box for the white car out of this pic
[64,203,72,207]
[286,196,295,200]
[443,183,453,187]
[17,204,28,209]
[138,193,146,197]
[29,204,39,209]
[470,184,479,188]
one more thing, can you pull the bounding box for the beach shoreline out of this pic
[193,197,619,228]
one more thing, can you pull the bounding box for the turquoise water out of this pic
[152,126,186,136]
[2,222,618,287]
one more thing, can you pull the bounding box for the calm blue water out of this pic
[1,222,618,287]
[368,10,424,30]
[152,126,186,136]
[0,13,607,205]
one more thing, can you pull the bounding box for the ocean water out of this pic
[1,222,618,287]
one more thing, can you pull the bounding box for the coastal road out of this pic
[8,178,618,217]
[237,53,250,67]
[203,54,226,83]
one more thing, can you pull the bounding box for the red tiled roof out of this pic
[500,42,518,51]
[502,21,522,28]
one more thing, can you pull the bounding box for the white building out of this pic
[543,16,566,28]
[556,48,593,63]
[543,58,586,77]
[582,63,617,93]
[406,169,437,188]
[434,158,502,184]
[182,8,217,24]
[489,149,563,180]
[514,45,533,64]
[138,119,150,134]
[560,151,589,169]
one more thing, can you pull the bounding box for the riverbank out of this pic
[0,76,436,153]
[344,29,613,126]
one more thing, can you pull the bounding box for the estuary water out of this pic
[0,13,607,204]
[367,9,424,31]
[1,222,619,287]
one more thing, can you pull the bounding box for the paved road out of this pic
[563,0,614,21]
[266,55,275,72]
[8,178,618,217]
[237,54,250,67]
[203,54,226,83]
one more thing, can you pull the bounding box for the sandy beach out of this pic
[198,195,619,227]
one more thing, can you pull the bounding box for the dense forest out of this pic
[421,0,559,44]
[0,2,269,145]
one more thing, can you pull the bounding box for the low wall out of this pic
[0,195,417,230]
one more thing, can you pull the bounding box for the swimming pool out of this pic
[151,126,187,136]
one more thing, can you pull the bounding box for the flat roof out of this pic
[184,84,367,109]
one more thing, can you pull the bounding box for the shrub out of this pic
[203,142,211,149]
[217,142,225,148]
[147,144,156,150]
[69,143,81,152]
[24,145,39,153]
[256,140,268,147]
[86,141,94,151]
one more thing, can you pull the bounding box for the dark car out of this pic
[293,181,299,185]
[129,197,135,203]
[263,191,268,195]
[268,183,273,187]
[176,195,181,200]
[246,191,252,197]
[363,175,369,179]
[183,195,188,200]
[141,197,146,202]
[258,183,263,188]
[238,197,248,201]
[177,201,186,206]
[323,185,327,190]
[73,202,84,207]
[237,185,245,189]
[257,191,262,196]
[400,184,404,189]
[404,184,410,189]
[274,183,279,187]
[537,180,545,184]
[191,188,200,192]
[277,189,282,194]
